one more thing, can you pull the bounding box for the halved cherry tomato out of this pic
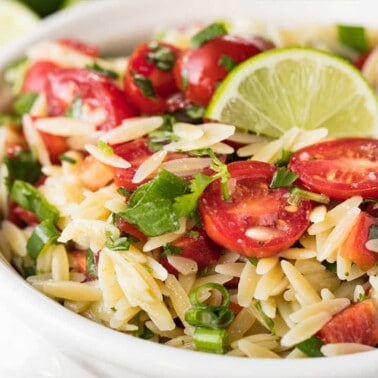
[124,41,180,114]
[199,161,312,258]
[46,68,138,131]
[58,38,99,57]
[117,217,147,243]
[318,299,378,346]
[340,212,378,271]
[7,201,39,227]
[76,155,114,191]
[160,228,221,275]
[68,250,87,274]
[111,138,153,190]
[22,61,60,94]
[289,138,378,200]
[174,35,273,106]
[39,130,69,164]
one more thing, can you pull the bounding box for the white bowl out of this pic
[1,1,378,377]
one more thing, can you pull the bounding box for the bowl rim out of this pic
[1,1,378,376]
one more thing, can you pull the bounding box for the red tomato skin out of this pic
[199,161,312,258]
[46,68,138,131]
[124,42,180,114]
[117,217,147,243]
[58,38,99,57]
[317,299,378,346]
[340,212,378,271]
[7,202,39,227]
[38,130,69,164]
[160,229,221,275]
[174,35,273,106]
[289,138,378,200]
[111,138,153,190]
[22,61,60,94]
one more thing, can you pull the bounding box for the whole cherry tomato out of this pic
[174,35,273,106]
[124,41,180,114]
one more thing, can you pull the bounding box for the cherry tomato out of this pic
[199,161,312,258]
[289,138,378,200]
[318,299,378,346]
[7,201,39,227]
[46,68,138,131]
[174,35,273,106]
[58,38,99,57]
[160,229,221,275]
[340,212,378,271]
[39,131,69,164]
[76,156,114,191]
[22,61,60,94]
[111,138,153,190]
[117,217,147,243]
[124,41,180,114]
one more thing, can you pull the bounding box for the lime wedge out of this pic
[206,47,378,138]
[0,0,39,48]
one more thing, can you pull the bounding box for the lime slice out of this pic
[206,47,378,138]
[0,0,39,48]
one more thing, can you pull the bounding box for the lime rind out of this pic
[206,47,378,138]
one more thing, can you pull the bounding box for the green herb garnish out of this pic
[86,249,98,279]
[86,62,119,79]
[64,97,83,119]
[289,187,330,205]
[295,335,324,357]
[97,140,114,156]
[186,104,205,119]
[59,154,77,164]
[132,72,156,98]
[147,42,176,71]
[13,92,38,116]
[368,224,378,241]
[337,25,368,53]
[270,167,298,189]
[255,300,275,335]
[160,243,183,258]
[274,149,293,167]
[191,22,228,48]
[218,55,237,72]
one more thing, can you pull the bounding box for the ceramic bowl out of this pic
[0,1,377,377]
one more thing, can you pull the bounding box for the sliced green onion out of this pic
[59,154,76,164]
[26,220,60,260]
[368,224,378,241]
[337,24,368,53]
[295,335,324,357]
[86,249,98,279]
[185,307,234,329]
[191,22,228,48]
[289,187,330,205]
[193,327,228,354]
[255,300,275,335]
[270,167,298,189]
[189,282,230,311]
[13,92,38,116]
[10,180,59,224]
[160,243,183,258]
[247,257,259,266]
[105,234,134,251]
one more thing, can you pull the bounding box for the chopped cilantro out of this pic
[218,55,237,72]
[186,104,205,119]
[59,154,76,164]
[356,292,369,302]
[160,243,183,258]
[147,42,176,71]
[135,324,154,340]
[247,257,259,266]
[181,68,189,90]
[337,25,368,53]
[13,92,38,116]
[132,72,156,98]
[105,232,137,251]
[289,187,330,205]
[65,97,83,119]
[322,261,337,273]
[295,336,324,357]
[255,300,275,335]
[270,167,298,189]
[86,62,119,79]
[4,150,41,189]
[86,249,98,279]
[147,115,175,151]
[274,149,293,167]
[191,22,228,48]
[117,187,133,197]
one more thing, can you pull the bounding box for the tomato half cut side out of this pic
[46,68,138,131]
[340,212,378,271]
[199,161,312,258]
[289,138,378,200]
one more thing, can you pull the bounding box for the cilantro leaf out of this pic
[86,62,119,79]
[274,149,293,167]
[173,173,215,218]
[295,336,324,357]
[218,55,237,72]
[270,167,298,189]
[191,22,228,48]
[132,72,155,98]
[13,92,38,116]
[86,249,98,279]
[160,243,183,258]
[147,42,176,71]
